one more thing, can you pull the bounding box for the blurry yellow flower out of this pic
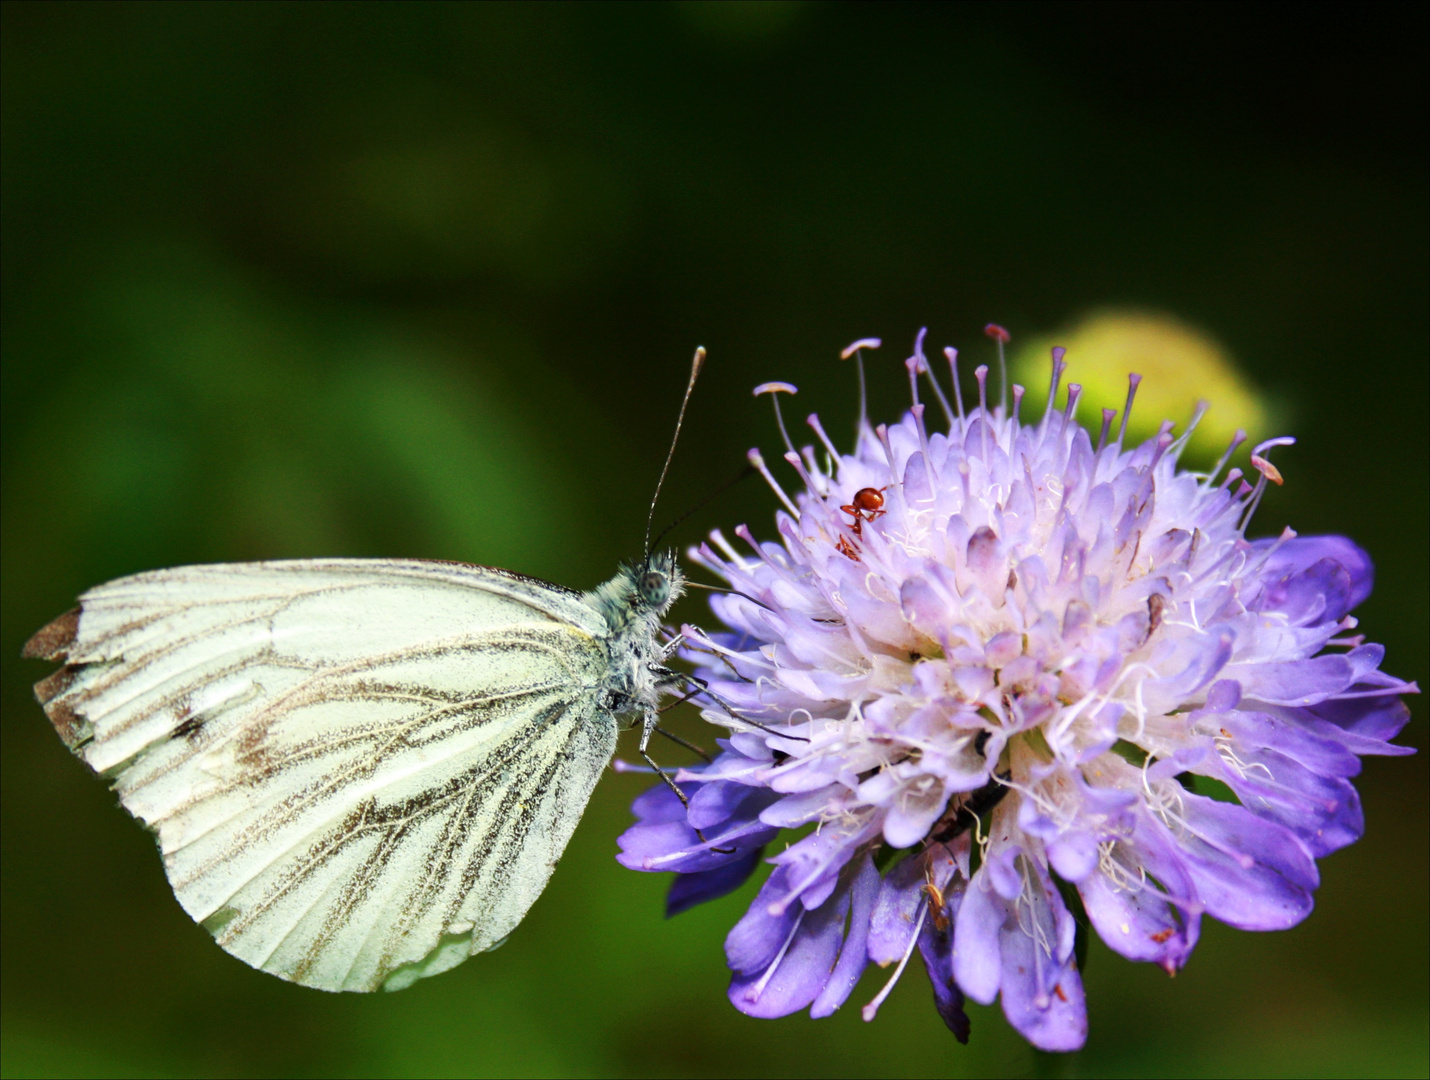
[1010,311,1272,462]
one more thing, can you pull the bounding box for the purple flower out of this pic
[617,331,1415,1052]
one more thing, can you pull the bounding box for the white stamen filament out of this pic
[747,449,800,517]
[746,909,805,1002]
[943,346,966,418]
[861,902,928,1022]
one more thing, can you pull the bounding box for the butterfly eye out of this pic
[639,570,669,606]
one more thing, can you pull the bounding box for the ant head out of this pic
[851,487,886,513]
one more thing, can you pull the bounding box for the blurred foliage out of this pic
[2,4,1425,1078]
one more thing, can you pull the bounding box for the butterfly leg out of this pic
[638,715,735,855]
[653,677,715,760]
[653,723,713,763]
[658,631,685,659]
[673,671,810,743]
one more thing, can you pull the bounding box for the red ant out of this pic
[835,486,888,561]
[840,487,887,537]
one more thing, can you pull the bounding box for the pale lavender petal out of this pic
[882,779,950,849]
[767,822,871,913]
[952,871,1004,1005]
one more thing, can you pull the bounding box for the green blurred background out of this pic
[3,4,1426,1077]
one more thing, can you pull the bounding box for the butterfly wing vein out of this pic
[28,560,619,992]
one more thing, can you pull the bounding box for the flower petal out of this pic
[729,886,851,1018]
[1162,789,1318,930]
[666,846,766,918]
[810,853,880,1017]
[952,869,1005,1005]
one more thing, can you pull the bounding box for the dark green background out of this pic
[3,4,1425,1077]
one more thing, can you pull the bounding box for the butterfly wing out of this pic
[25,559,617,992]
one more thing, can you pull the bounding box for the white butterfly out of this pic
[25,352,707,994]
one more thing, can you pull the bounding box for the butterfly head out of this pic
[587,551,685,634]
[634,550,683,615]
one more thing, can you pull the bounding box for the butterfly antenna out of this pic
[648,462,756,553]
[684,579,778,614]
[645,346,706,557]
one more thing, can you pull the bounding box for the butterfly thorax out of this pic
[585,552,685,724]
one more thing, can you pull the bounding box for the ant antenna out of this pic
[645,346,706,556]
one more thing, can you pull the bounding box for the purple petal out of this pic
[726,866,800,975]
[1216,708,1361,778]
[867,853,931,966]
[1167,790,1318,930]
[996,861,1087,1053]
[1258,557,1353,626]
[1306,694,1414,750]
[666,846,766,918]
[618,814,779,874]
[629,782,691,825]
[1209,748,1363,857]
[952,870,1004,1004]
[1079,809,1201,970]
[1253,535,1373,616]
[1232,654,1356,707]
[687,780,772,831]
[616,819,697,871]
[916,878,970,1043]
[810,854,879,1018]
[729,886,851,1018]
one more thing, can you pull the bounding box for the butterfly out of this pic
[24,350,707,994]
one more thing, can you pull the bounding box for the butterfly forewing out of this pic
[27,559,618,992]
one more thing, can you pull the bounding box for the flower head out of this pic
[618,330,1415,1052]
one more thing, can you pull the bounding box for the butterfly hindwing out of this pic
[27,559,618,991]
